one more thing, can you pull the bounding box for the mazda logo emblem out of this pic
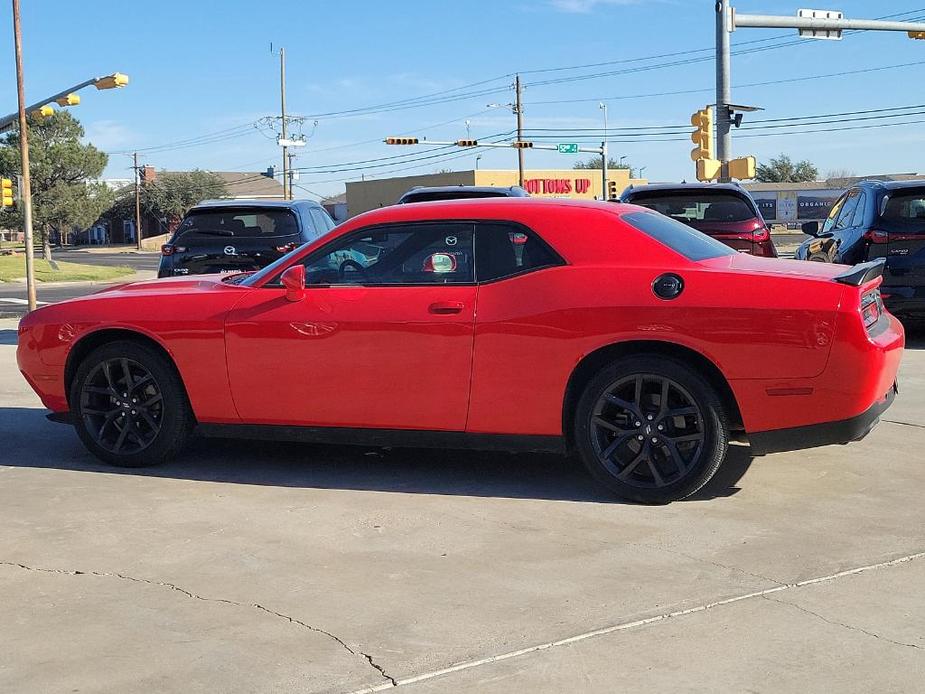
[223,246,237,256]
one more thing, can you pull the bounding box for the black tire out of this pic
[574,355,729,504]
[69,340,193,467]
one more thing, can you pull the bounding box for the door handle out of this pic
[429,301,465,315]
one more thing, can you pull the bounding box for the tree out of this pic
[756,154,819,183]
[574,156,630,171]
[0,111,110,260]
[108,169,228,237]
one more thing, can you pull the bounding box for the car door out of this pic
[827,189,861,262]
[224,222,477,430]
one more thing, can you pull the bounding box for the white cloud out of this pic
[547,0,647,13]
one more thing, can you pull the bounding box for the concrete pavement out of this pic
[0,318,922,693]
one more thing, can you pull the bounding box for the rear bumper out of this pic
[882,288,925,317]
[748,382,897,456]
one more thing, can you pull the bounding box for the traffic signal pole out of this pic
[715,1,732,183]
[714,3,925,184]
[12,0,36,311]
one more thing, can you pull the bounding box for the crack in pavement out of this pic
[762,595,922,651]
[0,561,397,687]
[883,419,925,430]
[346,550,925,693]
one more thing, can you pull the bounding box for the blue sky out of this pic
[2,0,924,198]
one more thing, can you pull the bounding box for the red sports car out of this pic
[17,199,903,503]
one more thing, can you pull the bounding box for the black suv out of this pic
[796,180,925,319]
[157,199,336,278]
[397,185,529,204]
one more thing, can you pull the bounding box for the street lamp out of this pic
[475,154,482,170]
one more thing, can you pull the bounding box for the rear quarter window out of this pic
[621,210,736,261]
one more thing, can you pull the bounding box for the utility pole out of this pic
[287,150,297,199]
[279,47,288,201]
[514,74,524,187]
[599,102,608,199]
[12,0,36,311]
[133,152,142,250]
[715,1,733,182]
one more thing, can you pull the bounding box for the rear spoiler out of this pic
[833,258,885,287]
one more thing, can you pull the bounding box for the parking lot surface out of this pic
[1,318,922,693]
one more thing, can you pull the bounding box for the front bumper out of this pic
[748,382,897,456]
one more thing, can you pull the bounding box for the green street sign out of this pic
[557,143,579,154]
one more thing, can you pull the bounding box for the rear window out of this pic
[628,192,756,224]
[174,209,300,239]
[882,191,925,223]
[622,211,736,261]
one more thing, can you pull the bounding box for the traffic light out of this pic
[94,72,129,90]
[512,141,534,149]
[909,31,925,39]
[607,180,619,200]
[385,137,419,145]
[696,159,722,183]
[690,106,714,162]
[728,156,757,180]
[1,178,14,209]
[56,93,80,107]
[456,139,478,147]
[31,105,54,120]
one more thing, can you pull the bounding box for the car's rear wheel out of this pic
[70,340,192,467]
[574,356,729,504]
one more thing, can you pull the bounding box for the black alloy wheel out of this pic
[71,340,193,467]
[575,356,729,504]
[79,357,163,455]
[590,374,704,489]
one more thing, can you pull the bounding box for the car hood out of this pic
[91,274,235,297]
[699,252,846,281]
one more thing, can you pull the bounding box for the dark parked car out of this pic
[157,199,336,278]
[397,185,529,204]
[796,180,925,319]
[621,183,777,257]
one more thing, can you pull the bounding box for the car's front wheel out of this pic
[574,356,729,504]
[70,340,193,467]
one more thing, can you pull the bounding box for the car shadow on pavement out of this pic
[0,329,18,346]
[0,407,753,504]
[902,323,925,350]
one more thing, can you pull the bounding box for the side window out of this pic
[821,194,848,235]
[302,223,474,286]
[850,191,868,227]
[307,209,328,239]
[475,223,562,282]
[834,190,860,231]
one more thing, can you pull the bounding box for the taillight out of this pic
[863,229,889,244]
[752,227,770,242]
[161,244,174,256]
[860,290,883,330]
[275,242,297,253]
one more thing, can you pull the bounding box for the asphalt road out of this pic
[0,319,923,693]
[0,247,158,318]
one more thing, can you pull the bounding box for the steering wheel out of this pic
[338,259,367,281]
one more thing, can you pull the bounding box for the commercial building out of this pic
[345,168,644,218]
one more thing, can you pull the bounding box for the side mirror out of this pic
[280,264,305,302]
[802,221,820,237]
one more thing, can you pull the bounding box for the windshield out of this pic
[621,210,736,261]
[628,192,757,224]
[174,208,300,239]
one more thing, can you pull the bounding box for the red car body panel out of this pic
[17,199,903,450]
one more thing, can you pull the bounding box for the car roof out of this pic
[853,179,925,192]
[621,182,748,196]
[400,185,528,197]
[190,198,323,210]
